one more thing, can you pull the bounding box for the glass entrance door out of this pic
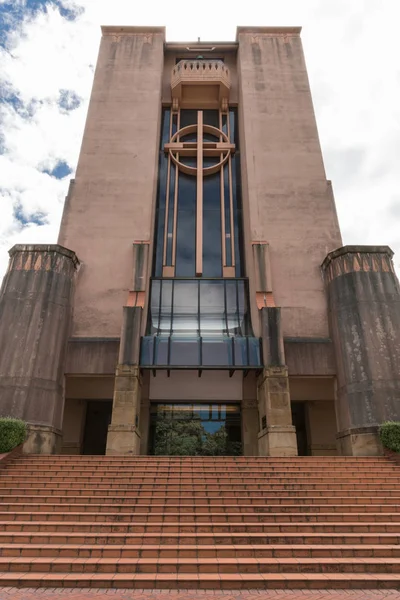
[149,403,242,456]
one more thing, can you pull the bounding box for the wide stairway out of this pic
[0,455,399,590]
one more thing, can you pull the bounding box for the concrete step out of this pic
[1,502,399,513]
[0,571,399,589]
[2,542,399,559]
[0,531,398,545]
[1,520,399,534]
[0,556,400,574]
[3,511,400,523]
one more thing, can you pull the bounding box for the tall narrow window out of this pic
[152,108,243,278]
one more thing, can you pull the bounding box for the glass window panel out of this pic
[160,109,171,148]
[181,133,197,143]
[203,157,220,169]
[248,337,262,366]
[180,109,198,129]
[154,337,169,365]
[203,110,219,129]
[222,114,228,135]
[170,338,200,366]
[223,164,232,267]
[203,173,222,277]
[153,209,165,277]
[166,163,176,266]
[176,170,196,276]
[172,112,178,136]
[231,155,244,276]
[150,280,161,332]
[233,337,247,366]
[153,153,168,276]
[237,280,247,335]
[226,280,240,335]
[229,109,236,144]
[159,279,173,336]
[201,338,233,366]
[172,281,199,336]
[140,336,154,365]
[200,281,225,337]
[203,133,219,142]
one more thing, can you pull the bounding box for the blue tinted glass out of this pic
[170,338,200,366]
[203,133,219,142]
[180,109,197,129]
[159,280,173,336]
[172,112,178,136]
[166,164,176,265]
[223,164,232,266]
[154,337,169,365]
[153,154,168,276]
[226,280,240,335]
[222,114,228,135]
[203,110,219,128]
[172,281,199,336]
[203,173,222,277]
[176,168,196,277]
[229,109,236,144]
[181,133,197,142]
[203,157,220,169]
[231,155,244,276]
[202,338,233,366]
[200,281,225,337]
[160,109,170,148]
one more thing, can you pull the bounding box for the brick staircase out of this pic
[0,455,399,590]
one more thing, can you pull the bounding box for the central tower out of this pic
[2,26,398,457]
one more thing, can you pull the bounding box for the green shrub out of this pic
[379,421,400,453]
[0,417,27,453]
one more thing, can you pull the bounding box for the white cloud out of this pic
[0,0,399,280]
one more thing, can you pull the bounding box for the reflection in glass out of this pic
[149,402,242,456]
[142,278,262,367]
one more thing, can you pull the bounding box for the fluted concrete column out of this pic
[0,244,79,453]
[322,245,400,455]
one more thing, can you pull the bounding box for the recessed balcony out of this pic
[171,59,231,109]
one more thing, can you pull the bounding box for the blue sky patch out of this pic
[58,89,81,111]
[0,1,84,48]
[14,204,47,226]
[43,160,72,179]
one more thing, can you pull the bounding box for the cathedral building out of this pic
[1,26,399,457]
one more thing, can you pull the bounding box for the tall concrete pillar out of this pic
[106,241,149,455]
[106,307,143,455]
[257,307,297,456]
[322,246,400,455]
[0,244,79,453]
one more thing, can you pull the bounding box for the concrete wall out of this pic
[236,27,342,339]
[58,27,165,338]
[149,371,243,401]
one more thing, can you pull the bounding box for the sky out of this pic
[0,0,399,278]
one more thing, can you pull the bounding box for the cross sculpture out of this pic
[164,110,235,276]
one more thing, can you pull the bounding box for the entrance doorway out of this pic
[82,400,112,455]
[291,401,309,456]
[149,402,242,455]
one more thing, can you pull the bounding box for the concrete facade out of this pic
[0,26,399,456]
